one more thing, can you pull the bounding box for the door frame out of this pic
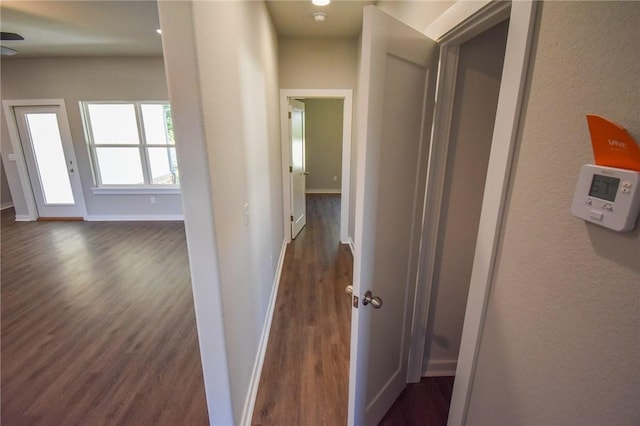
[405,0,538,423]
[279,89,353,244]
[2,99,87,221]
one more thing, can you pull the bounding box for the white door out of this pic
[14,105,86,218]
[348,6,439,425]
[290,99,307,239]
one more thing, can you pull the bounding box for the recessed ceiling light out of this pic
[156,29,162,35]
[313,12,327,23]
[312,0,330,6]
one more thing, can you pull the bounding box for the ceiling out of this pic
[0,0,375,59]
[266,0,376,38]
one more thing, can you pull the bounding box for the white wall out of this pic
[160,1,283,423]
[467,2,639,424]
[0,57,183,219]
[423,20,509,376]
[304,99,343,192]
[376,0,454,34]
[279,37,359,243]
[279,37,358,90]
[1,158,13,208]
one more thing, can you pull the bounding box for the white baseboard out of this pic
[305,188,341,194]
[14,214,34,222]
[422,359,457,377]
[240,239,288,426]
[1,202,14,210]
[85,214,184,221]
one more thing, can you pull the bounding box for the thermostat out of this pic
[571,164,640,232]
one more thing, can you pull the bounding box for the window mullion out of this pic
[135,103,153,185]
[82,102,104,186]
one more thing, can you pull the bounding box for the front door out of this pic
[348,6,439,425]
[290,99,307,238]
[14,105,86,218]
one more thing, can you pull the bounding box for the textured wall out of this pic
[467,2,639,424]
[190,1,283,422]
[304,99,344,192]
[278,37,358,89]
[1,158,13,208]
[376,0,454,34]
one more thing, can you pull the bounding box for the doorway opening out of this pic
[279,89,353,246]
[2,99,87,220]
[422,18,510,380]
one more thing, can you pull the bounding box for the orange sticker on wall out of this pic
[587,115,640,171]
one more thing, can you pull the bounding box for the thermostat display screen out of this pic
[589,174,620,202]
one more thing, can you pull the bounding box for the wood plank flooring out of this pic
[1,209,208,425]
[252,194,353,426]
[379,376,455,426]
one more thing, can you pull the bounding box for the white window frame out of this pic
[80,101,180,193]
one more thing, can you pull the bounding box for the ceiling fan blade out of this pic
[1,32,24,41]
[1,46,18,56]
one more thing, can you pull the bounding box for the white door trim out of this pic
[407,0,512,382]
[279,89,353,244]
[2,99,87,220]
[405,1,538,424]
[449,2,537,423]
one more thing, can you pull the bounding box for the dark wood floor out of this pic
[251,195,455,426]
[1,208,208,425]
[252,194,353,426]
[379,376,455,426]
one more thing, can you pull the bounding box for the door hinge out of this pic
[290,215,294,222]
[289,166,293,173]
[288,111,292,119]
[353,296,359,309]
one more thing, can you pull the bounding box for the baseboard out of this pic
[305,188,341,194]
[240,239,288,426]
[14,214,34,222]
[85,214,184,221]
[422,359,457,377]
[1,202,14,210]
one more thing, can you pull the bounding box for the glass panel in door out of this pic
[24,113,75,205]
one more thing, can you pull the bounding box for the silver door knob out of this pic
[363,290,382,309]
[345,285,353,296]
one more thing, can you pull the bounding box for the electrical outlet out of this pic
[150,196,156,204]
[244,203,249,225]
[333,175,338,182]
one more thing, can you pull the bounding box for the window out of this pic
[82,102,179,188]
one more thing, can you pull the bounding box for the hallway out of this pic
[252,194,353,425]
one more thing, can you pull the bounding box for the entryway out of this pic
[280,89,353,245]
[3,100,86,220]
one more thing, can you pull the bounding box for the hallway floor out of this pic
[251,194,454,425]
[252,194,353,425]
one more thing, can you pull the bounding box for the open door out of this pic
[289,99,307,239]
[348,6,439,425]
